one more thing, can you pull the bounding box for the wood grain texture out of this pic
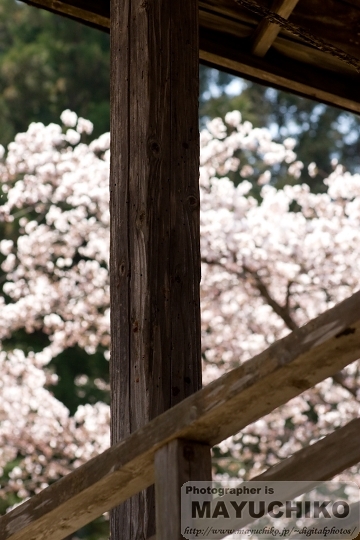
[272,36,358,76]
[199,4,355,77]
[252,0,299,56]
[20,0,360,111]
[256,418,360,483]
[23,0,109,29]
[208,418,360,540]
[140,420,360,540]
[199,26,360,115]
[110,0,200,537]
[196,420,360,540]
[1,291,360,540]
[20,0,360,60]
[154,440,212,540]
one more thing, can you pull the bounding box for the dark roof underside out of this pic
[21,0,360,114]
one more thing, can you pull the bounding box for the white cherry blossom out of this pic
[0,111,359,505]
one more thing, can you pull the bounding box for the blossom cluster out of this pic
[0,112,110,364]
[0,110,359,506]
[0,349,109,499]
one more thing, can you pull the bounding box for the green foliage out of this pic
[0,458,23,514]
[47,347,109,415]
[0,0,109,145]
[200,74,360,192]
[73,517,109,540]
[1,329,109,415]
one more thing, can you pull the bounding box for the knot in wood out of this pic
[149,140,161,156]
[132,320,139,333]
[136,210,146,229]
[187,195,199,209]
[119,262,126,276]
[335,327,356,338]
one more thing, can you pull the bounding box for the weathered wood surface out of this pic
[110,0,200,537]
[24,0,109,28]
[200,26,360,115]
[252,0,299,56]
[155,440,212,540]
[23,0,360,62]
[227,419,360,538]
[1,291,360,540]
[200,419,360,540]
[21,0,360,113]
[293,501,360,540]
[257,418,360,483]
[151,419,360,540]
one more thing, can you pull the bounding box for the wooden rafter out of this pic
[1,291,360,540]
[200,26,360,115]
[257,418,360,482]
[202,418,360,540]
[24,0,108,28]
[19,0,360,115]
[251,0,300,57]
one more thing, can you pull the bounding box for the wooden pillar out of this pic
[154,440,212,540]
[109,0,200,538]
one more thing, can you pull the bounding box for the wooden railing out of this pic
[1,291,360,540]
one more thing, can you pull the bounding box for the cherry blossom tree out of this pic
[0,110,359,512]
[199,112,360,480]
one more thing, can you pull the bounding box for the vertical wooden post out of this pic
[110,0,200,538]
[155,440,212,540]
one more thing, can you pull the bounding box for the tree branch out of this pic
[242,264,299,331]
[202,256,359,399]
[332,372,359,399]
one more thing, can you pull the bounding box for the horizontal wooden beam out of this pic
[24,0,109,29]
[199,27,360,115]
[295,502,360,540]
[257,418,360,482]
[19,0,360,114]
[152,419,360,540]
[1,291,360,540]
[252,0,299,57]
[201,419,360,539]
